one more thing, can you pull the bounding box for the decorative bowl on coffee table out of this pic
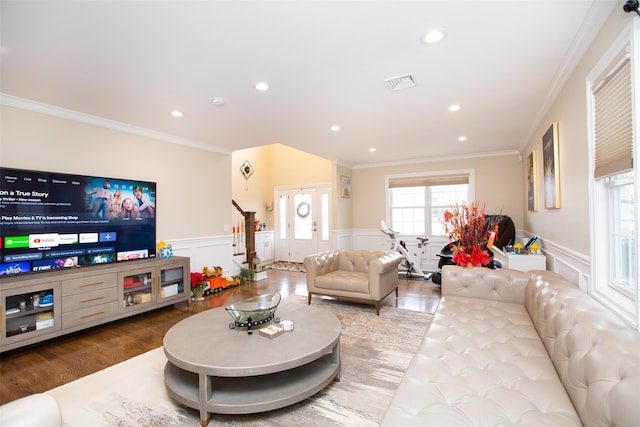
[226,293,281,331]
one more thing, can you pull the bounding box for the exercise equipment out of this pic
[381,221,431,280]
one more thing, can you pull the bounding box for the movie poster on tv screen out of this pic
[0,167,157,277]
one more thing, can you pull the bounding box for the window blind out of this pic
[593,48,633,179]
[388,174,469,188]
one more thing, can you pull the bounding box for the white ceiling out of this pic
[0,1,619,168]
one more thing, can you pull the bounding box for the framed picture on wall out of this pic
[527,151,537,211]
[542,122,560,209]
[340,176,351,198]
[240,160,254,179]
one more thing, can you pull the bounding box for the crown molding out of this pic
[520,0,618,151]
[352,149,520,170]
[0,94,231,155]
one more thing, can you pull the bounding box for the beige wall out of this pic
[0,105,232,240]
[231,145,274,229]
[230,146,521,237]
[4,7,631,257]
[352,154,523,230]
[231,144,334,229]
[334,163,353,231]
[522,8,630,255]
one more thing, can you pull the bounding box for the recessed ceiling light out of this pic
[449,104,461,112]
[211,97,225,106]
[171,111,183,118]
[424,29,446,44]
[330,125,341,132]
[255,82,270,91]
[369,147,376,152]
[458,136,468,142]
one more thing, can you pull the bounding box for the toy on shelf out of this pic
[157,240,173,258]
[202,265,241,295]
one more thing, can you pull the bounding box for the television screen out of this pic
[0,167,157,277]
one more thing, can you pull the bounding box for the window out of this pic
[431,184,469,235]
[390,186,425,235]
[293,193,312,240]
[588,24,638,325]
[321,192,329,241]
[608,172,635,298]
[387,172,473,236]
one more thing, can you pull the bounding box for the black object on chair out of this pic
[431,215,515,285]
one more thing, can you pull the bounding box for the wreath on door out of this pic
[296,201,310,219]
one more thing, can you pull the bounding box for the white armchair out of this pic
[304,250,402,315]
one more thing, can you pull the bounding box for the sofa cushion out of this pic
[382,294,581,426]
[315,270,369,294]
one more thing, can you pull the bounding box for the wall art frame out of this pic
[527,150,537,211]
[340,175,351,198]
[240,160,254,179]
[542,122,560,209]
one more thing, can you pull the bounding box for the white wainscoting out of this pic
[350,228,591,287]
[332,229,353,251]
[168,235,236,274]
[176,231,591,289]
[528,236,591,291]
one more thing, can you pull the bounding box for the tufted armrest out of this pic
[524,271,640,426]
[368,251,403,275]
[367,251,402,300]
[0,393,62,427]
[442,265,528,304]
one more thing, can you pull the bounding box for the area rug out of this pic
[266,261,306,273]
[46,296,432,427]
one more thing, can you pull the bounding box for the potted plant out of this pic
[239,267,254,284]
[190,272,207,301]
[443,202,492,267]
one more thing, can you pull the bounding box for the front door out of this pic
[275,185,330,263]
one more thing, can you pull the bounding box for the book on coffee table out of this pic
[259,325,284,339]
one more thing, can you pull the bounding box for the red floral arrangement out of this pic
[443,202,491,267]
[190,271,206,291]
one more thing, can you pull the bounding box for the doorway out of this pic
[275,185,331,263]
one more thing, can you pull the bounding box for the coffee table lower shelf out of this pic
[164,352,340,416]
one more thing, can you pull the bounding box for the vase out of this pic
[192,288,204,302]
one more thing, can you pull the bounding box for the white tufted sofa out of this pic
[304,249,402,315]
[382,265,640,426]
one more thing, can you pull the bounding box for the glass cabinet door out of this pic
[2,281,61,344]
[158,263,186,303]
[119,269,154,312]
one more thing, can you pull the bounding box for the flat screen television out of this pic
[0,167,157,277]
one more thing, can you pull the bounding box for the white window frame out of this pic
[587,21,640,328]
[384,169,475,239]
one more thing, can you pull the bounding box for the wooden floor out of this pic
[0,269,440,405]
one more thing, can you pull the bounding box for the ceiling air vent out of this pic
[384,73,416,91]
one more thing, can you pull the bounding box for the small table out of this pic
[163,299,341,426]
[494,250,546,272]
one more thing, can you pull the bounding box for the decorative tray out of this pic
[226,293,281,331]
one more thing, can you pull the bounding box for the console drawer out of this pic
[62,287,118,311]
[62,273,117,296]
[62,301,119,329]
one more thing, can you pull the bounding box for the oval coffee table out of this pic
[163,298,341,426]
